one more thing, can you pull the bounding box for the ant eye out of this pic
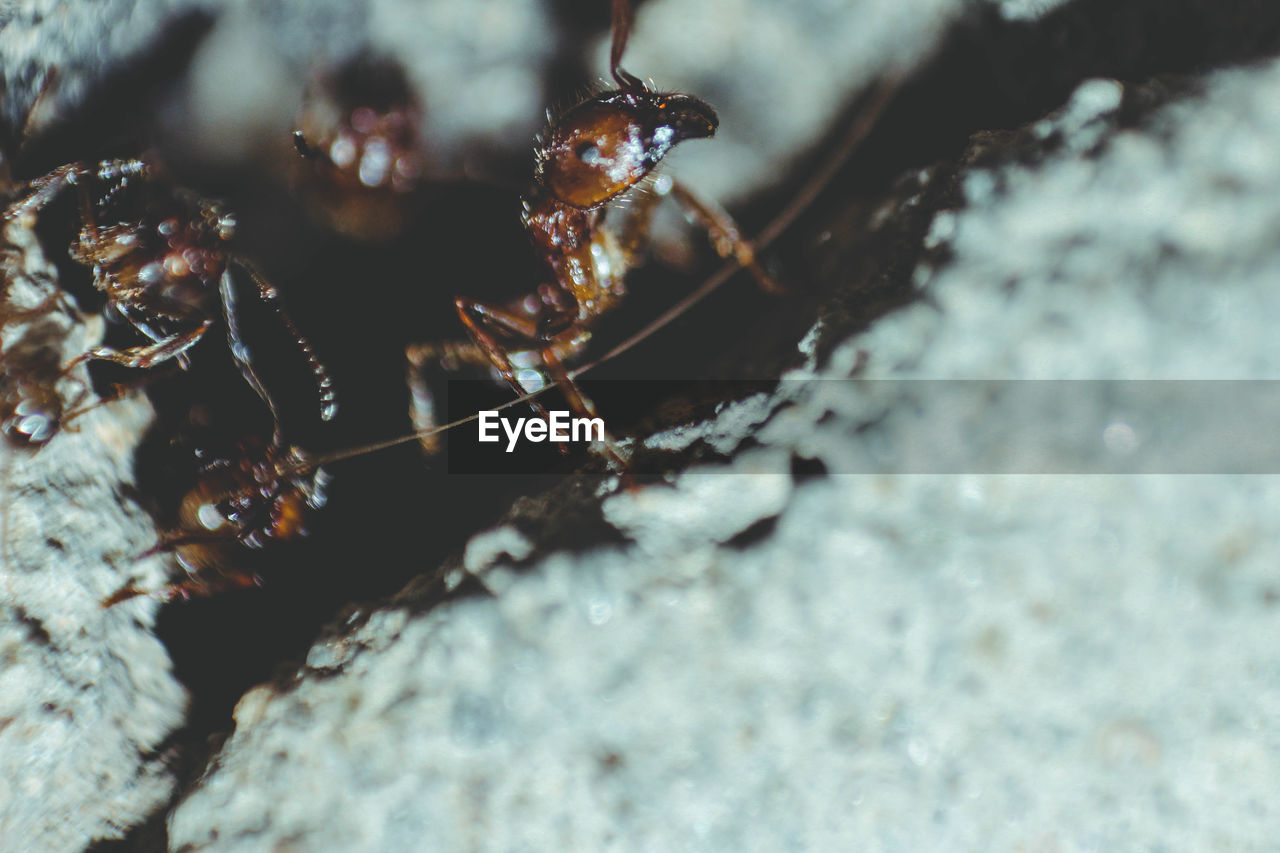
[575,142,602,165]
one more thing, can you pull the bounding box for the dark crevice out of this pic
[724,515,780,550]
[789,454,828,483]
[14,605,52,646]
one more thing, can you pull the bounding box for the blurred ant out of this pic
[103,427,328,605]
[0,293,80,446]
[406,0,779,463]
[0,151,88,447]
[1,158,338,425]
[292,55,425,241]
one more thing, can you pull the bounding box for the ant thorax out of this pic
[520,200,625,326]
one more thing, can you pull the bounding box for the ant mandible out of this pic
[407,0,779,461]
[1,159,338,427]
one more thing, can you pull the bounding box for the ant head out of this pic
[537,88,718,209]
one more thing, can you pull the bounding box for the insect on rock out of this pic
[1,158,338,428]
[405,0,780,465]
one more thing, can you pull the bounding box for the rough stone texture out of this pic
[601,0,960,205]
[0,0,223,141]
[0,222,186,850]
[167,42,1280,853]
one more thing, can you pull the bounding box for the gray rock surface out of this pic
[0,0,223,140]
[167,41,1280,853]
[600,0,960,205]
[0,221,185,850]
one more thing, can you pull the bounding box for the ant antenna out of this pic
[301,383,550,470]
[238,260,339,423]
[610,0,646,91]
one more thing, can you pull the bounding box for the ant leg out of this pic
[541,345,629,468]
[218,267,285,442]
[455,298,600,455]
[5,159,150,226]
[664,178,784,294]
[64,298,212,373]
[102,568,262,607]
[454,297,554,419]
[406,339,494,454]
[18,67,59,144]
[87,294,211,372]
[4,163,94,225]
[406,338,493,375]
[60,364,182,423]
[64,326,210,372]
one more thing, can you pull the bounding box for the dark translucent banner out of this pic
[424,379,1280,475]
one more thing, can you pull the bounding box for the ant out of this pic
[292,55,425,241]
[1,158,338,425]
[405,0,779,463]
[103,427,328,606]
[0,293,79,446]
[0,154,82,446]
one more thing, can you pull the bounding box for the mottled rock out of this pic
[0,221,185,851]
